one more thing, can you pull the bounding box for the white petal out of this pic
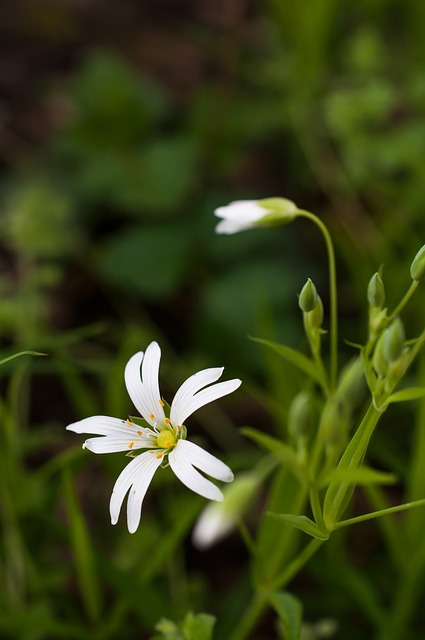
[83,436,153,454]
[124,344,166,426]
[170,367,224,425]
[169,440,231,501]
[109,451,163,533]
[171,378,242,426]
[173,439,234,481]
[66,416,138,438]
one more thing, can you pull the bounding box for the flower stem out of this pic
[298,210,338,390]
[389,280,419,319]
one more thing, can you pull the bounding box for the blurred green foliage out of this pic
[1,0,425,638]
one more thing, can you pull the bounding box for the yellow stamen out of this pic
[159,399,165,407]
[128,441,134,449]
[126,419,132,426]
[177,425,181,432]
[149,413,155,420]
[137,430,143,436]
[156,453,163,459]
[164,417,170,424]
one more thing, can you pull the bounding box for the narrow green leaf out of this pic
[241,427,305,482]
[0,351,48,366]
[267,513,329,540]
[387,387,425,404]
[320,466,397,488]
[249,336,321,383]
[268,591,302,640]
[62,469,101,624]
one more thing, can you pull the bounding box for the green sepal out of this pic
[249,336,322,384]
[268,590,303,640]
[267,512,329,540]
[319,465,397,489]
[386,387,425,404]
[129,416,151,428]
[241,427,306,483]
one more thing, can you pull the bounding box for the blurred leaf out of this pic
[268,590,302,640]
[0,351,47,367]
[241,427,304,481]
[250,337,321,383]
[267,513,329,540]
[387,387,425,404]
[98,224,191,299]
[62,469,102,624]
[62,50,168,147]
[320,466,397,488]
[182,612,216,640]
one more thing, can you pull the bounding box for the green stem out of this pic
[298,210,338,390]
[389,280,419,319]
[230,538,324,640]
[331,497,425,531]
[323,402,382,526]
[228,595,268,640]
[269,538,324,591]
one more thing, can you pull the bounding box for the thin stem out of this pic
[269,538,324,591]
[229,595,267,640]
[237,518,256,556]
[298,210,338,389]
[331,498,425,531]
[389,280,419,319]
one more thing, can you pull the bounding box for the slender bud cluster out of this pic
[299,279,324,355]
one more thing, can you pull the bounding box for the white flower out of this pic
[67,341,241,533]
[214,198,298,235]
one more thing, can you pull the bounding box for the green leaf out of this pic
[62,469,101,624]
[387,387,425,404]
[182,612,216,640]
[268,591,303,640]
[241,427,305,482]
[249,337,322,383]
[320,466,397,488]
[267,513,329,540]
[0,350,47,366]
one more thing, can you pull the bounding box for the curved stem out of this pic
[389,280,419,319]
[298,210,338,390]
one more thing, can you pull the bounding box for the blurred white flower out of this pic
[67,341,241,533]
[192,472,259,549]
[214,197,298,234]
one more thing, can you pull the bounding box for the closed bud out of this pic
[410,244,425,281]
[382,317,405,363]
[258,197,299,225]
[320,399,342,449]
[368,273,385,308]
[336,358,366,409]
[305,295,324,329]
[372,334,387,377]
[288,391,314,441]
[299,278,318,313]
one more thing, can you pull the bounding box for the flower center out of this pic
[156,428,177,449]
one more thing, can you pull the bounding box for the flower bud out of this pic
[368,273,385,308]
[336,357,366,410]
[298,278,318,313]
[258,197,299,224]
[410,244,425,281]
[287,391,314,441]
[305,295,324,329]
[320,399,342,449]
[382,317,405,363]
[372,333,387,377]
[192,473,259,549]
